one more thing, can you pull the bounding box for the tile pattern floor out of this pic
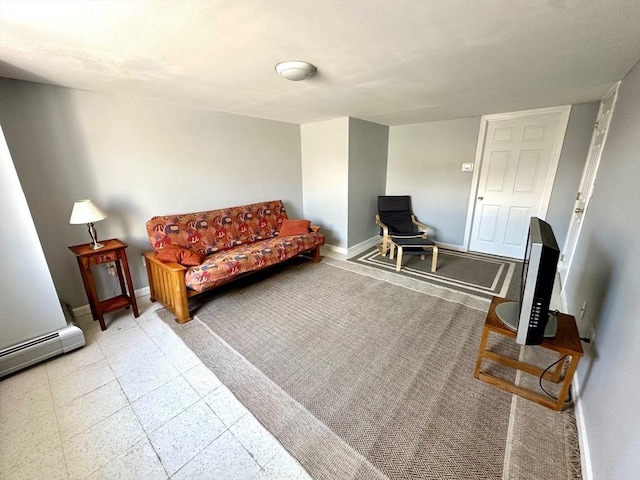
[0,296,312,480]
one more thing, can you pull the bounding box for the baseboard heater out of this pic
[0,324,85,378]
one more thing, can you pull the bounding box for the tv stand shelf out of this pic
[474,296,583,411]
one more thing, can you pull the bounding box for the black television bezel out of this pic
[516,217,560,345]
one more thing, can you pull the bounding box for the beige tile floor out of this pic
[0,295,311,480]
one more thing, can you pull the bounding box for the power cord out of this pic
[537,317,591,402]
[539,355,569,401]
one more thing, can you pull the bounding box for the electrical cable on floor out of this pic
[539,354,569,401]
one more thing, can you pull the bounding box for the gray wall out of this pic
[386,106,598,249]
[386,117,481,245]
[301,117,388,250]
[347,118,388,247]
[564,62,639,480]
[300,118,349,248]
[546,102,599,248]
[0,79,303,308]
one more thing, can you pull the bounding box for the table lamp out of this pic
[69,199,108,249]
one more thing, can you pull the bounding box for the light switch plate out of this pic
[462,163,474,172]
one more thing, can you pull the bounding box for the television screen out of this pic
[496,217,560,345]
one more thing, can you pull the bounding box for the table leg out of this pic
[115,259,128,299]
[474,326,490,378]
[550,353,565,383]
[78,257,107,331]
[555,355,580,410]
[119,250,139,317]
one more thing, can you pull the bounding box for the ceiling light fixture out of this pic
[275,61,317,81]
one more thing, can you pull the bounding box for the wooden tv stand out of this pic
[474,296,583,411]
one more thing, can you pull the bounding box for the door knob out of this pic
[477,196,484,200]
[575,207,584,213]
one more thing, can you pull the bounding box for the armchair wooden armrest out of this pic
[411,215,429,236]
[142,251,192,323]
[375,215,390,235]
[376,215,392,255]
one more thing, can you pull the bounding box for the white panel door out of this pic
[469,108,570,258]
[558,83,619,287]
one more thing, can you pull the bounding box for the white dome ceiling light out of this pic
[275,61,317,81]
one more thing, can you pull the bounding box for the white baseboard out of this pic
[573,371,593,480]
[72,304,92,317]
[135,286,151,299]
[558,277,591,480]
[321,243,348,256]
[347,236,380,257]
[436,242,467,252]
[323,235,380,259]
[72,286,151,318]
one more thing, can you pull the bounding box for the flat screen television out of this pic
[496,217,560,345]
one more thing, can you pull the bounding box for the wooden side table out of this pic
[474,296,583,411]
[69,238,139,331]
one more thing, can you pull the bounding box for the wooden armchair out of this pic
[376,195,438,272]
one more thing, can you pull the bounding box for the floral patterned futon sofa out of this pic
[142,200,324,323]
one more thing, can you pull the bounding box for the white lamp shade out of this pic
[69,200,107,224]
[275,61,317,81]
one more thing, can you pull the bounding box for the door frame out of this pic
[559,82,619,289]
[462,105,572,254]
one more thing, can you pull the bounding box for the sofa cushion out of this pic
[146,200,288,255]
[184,232,324,292]
[279,219,311,236]
[156,245,205,266]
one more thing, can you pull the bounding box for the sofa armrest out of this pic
[142,251,191,323]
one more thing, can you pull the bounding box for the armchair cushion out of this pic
[378,196,421,235]
[381,211,416,235]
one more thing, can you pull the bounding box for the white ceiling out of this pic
[1,0,639,126]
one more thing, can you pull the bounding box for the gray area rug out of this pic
[350,247,523,300]
[159,258,580,480]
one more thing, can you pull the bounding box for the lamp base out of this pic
[87,223,104,250]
